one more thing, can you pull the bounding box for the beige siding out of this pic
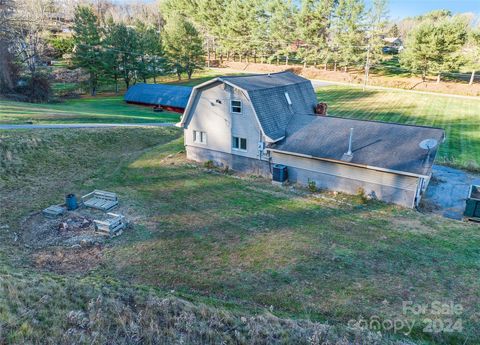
[272,151,420,207]
[184,82,263,160]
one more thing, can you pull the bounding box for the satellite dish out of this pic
[419,139,438,150]
[419,139,438,168]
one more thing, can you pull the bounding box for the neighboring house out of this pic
[383,37,404,53]
[125,84,192,113]
[179,72,444,208]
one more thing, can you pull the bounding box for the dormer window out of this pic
[231,100,242,114]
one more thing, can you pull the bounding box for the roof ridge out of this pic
[220,71,295,79]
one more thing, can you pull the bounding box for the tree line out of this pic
[2,0,480,102]
[0,0,205,100]
[166,0,480,84]
[73,6,204,96]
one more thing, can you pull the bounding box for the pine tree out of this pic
[163,13,204,80]
[266,0,296,64]
[364,0,389,84]
[296,0,335,68]
[102,18,122,94]
[111,23,139,89]
[331,0,366,72]
[136,22,164,83]
[220,0,267,62]
[72,6,103,96]
[400,15,467,82]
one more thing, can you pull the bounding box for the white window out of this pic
[284,91,292,105]
[230,100,242,114]
[232,136,247,151]
[193,130,207,144]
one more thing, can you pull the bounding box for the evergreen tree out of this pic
[102,18,122,94]
[163,13,204,80]
[400,15,468,82]
[296,0,335,68]
[136,22,164,83]
[220,0,267,61]
[388,23,399,37]
[112,23,139,89]
[72,6,103,96]
[364,0,389,83]
[331,0,366,71]
[267,0,296,63]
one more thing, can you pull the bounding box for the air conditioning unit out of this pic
[272,164,288,183]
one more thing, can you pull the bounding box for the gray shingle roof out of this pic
[124,83,192,108]
[221,72,318,141]
[270,115,445,176]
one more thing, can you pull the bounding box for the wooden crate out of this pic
[94,213,126,237]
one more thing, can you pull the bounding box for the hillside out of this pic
[0,127,478,344]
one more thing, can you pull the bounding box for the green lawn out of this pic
[0,96,181,124]
[318,85,480,170]
[1,128,478,344]
[0,70,228,125]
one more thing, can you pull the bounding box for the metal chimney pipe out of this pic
[346,128,353,156]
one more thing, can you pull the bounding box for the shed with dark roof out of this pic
[124,83,192,113]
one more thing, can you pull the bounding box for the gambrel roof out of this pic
[180,72,317,142]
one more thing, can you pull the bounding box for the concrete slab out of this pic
[422,165,480,220]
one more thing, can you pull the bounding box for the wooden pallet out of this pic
[82,190,118,212]
[42,205,65,218]
[94,213,126,237]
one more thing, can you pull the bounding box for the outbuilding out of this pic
[124,83,192,113]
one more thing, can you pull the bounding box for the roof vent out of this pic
[341,128,354,162]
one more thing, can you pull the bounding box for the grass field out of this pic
[0,70,227,125]
[318,85,480,170]
[1,127,479,344]
[0,96,181,124]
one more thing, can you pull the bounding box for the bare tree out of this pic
[13,0,55,80]
[0,0,17,91]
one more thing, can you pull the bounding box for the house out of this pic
[383,37,403,53]
[125,84,192,113]
[179,72,444,208]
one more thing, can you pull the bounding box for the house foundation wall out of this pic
[271,152,420,208]
[186,145,271,176]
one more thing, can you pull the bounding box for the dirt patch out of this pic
[33,246,103,273]
[21,209,108,248]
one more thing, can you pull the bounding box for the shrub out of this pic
[16,74,52,102]
[356,187,368,204]
[307,179,317,192]
[204,160,214,169]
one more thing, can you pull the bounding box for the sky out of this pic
[378,0,480,20]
